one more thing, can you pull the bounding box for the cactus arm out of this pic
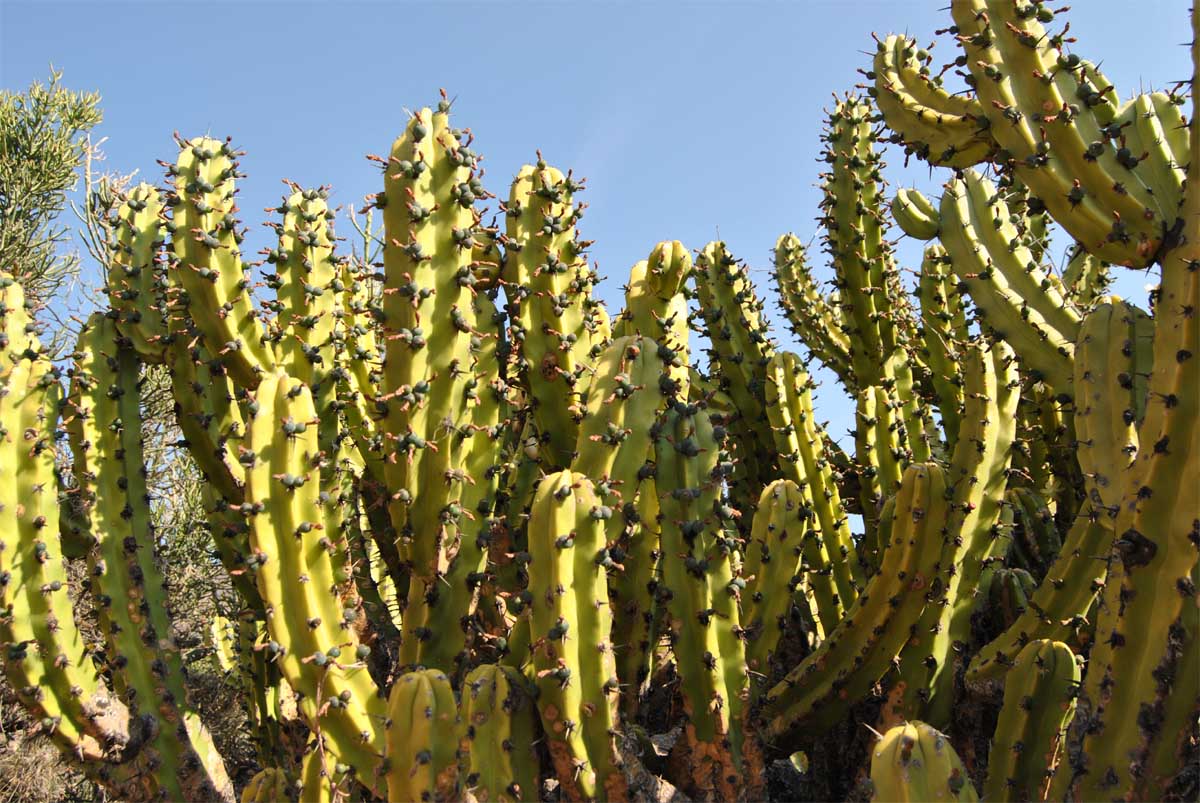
[891,342,1018,726]
[982,640,1079,802]
[765,353,854,631]
[168,136,274,386]
[166,331,247,501]
[406,290,511,674]
[68,314,234,801]
[0,342,127,770]
[891,187,942,241]
[869,34,992,169]
[244,371,385,792]
[502,159,600,469]
[692,241,777,500]
[772,234,855,389]
[950,2,1171,267]
[654,403,758,800]
[526,470,625,801]
[383,669,462,803]
[868,721,978,802]
[460,664,540,803]
[1063,42,1200,794]
[107,182,168,362]
[917,245,966,451]
[1073,299,1154,512]
[937,173,1076,391]
[741,480,811,692]
[1060,243,1112,310]
[761,462,948,740]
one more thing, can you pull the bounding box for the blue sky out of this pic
[1,0,1189,444]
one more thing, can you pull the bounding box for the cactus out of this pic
[384,668,462,803]
[168,135,274,387]
[982,640,1079,802]
[869,721,978,802]
[1,6,1197,796]
[459,663,540,803]
[526,470,625,801]
[106,182,168,362]
[762,463,948,738]
[654,401,761,800]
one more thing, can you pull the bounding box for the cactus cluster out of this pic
[0,4,1196,801]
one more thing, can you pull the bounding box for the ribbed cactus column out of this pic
[762,463,948,739]
[106,182,168,362]
[376,97,502,671]
[654,402,760,801]
[68,314,233,801]
[459,663,540,803]
[168,135,273,388]
[244,371,385,796]
[502,156,606,470]
[0,284,132,789]
[571,335,672,719]
[740,480,813,686]
[764,351,860,628]
[692,240,777,506]
[888,342,1018,727]
[526,470,625,801]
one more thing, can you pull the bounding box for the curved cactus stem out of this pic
[762,461,947,743]
[938,171,1079,392]
[890,341,1018,726]
[772,234,854,389]
[870,33,993,169]
[891,187,942,241]
[917,245,966,452]
[950,1,1181,267]
[68,314,234,801]
[244,371,385,793]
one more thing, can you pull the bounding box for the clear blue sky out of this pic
[1,0,1189,444]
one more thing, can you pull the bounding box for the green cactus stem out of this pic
[68,314,233,801]
[527,470,626,801]
[761,462,947,740]
[459,663,541,803]
[384,668,462,803]
[106,182,168,362]
[868,721,978,802]
[501,157,606,470]
[868,34,992,169]
[654,402,761,800]
[982,639,1079,802]
[244,370,385,794]
[168,135,274,387]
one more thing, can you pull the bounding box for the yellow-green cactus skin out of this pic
[384,669,462,803]
[869,721,978,802]
[459,663,540,803]
[1,5,1198,797]
[982,640,1079,802]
